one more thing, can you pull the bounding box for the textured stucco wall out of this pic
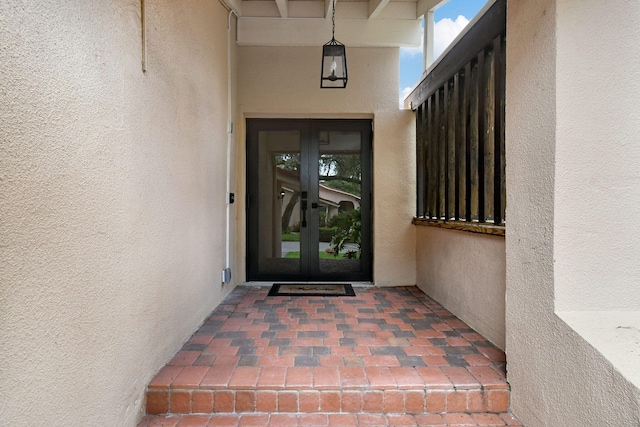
[506,0,640,425]
[237,46,416,286]
[554,0,640,312]
[0,1,236,425]
[416,227,505,349]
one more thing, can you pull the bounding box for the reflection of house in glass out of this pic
[277,168,360,231]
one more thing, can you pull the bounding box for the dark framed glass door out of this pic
[247,119,372,282]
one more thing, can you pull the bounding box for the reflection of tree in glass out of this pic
[320,155,361,197]
[275,154,301,231]
[275,153,300,171]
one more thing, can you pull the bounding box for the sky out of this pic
[399,0,488,106]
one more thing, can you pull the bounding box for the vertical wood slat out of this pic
[460,66,469,220]
[453,72,461,220]
[422,102,429,217]
[495,35,506,225]
[483,46,496,223]
[432,89,442,218]
[430,92,436,218]
[469,61,479,222]
[423,100,430,217]
[424,98,430,217]
[447,79,456,220]
[438,84,449,219]
[439,88,446,219]
[427,95,435,218]
[425,95,431,217]
[476,50,486,223]
[443,82,449,219]
[416,103,425,217]
[423,97,428,217]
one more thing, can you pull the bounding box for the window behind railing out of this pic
[407,0,506,235]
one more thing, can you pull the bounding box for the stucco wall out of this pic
[506,0,640,425]
[0,1,237,425]
[237,46,416,286]
[416,227,505,349]
[554,0,640,312]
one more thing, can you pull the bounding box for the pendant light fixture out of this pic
[320,0,347,88]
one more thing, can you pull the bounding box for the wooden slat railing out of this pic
[407,0,506,235]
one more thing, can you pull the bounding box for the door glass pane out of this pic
[257,130,301,275]
[318,130,362,273]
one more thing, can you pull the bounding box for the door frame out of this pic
[246,118,373,282]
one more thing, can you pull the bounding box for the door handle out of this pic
[300,191,308,228]
[301,200,307,228]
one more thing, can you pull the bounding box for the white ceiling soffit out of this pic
[232,0,424,47]
[238,17,421,47]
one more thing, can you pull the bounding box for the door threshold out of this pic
[243,281,374,287]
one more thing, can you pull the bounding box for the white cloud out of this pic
[433,15,470,59]
[399,15,471,60]
[399,86,414,109]
[399,14,471,108]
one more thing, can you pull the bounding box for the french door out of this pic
[247,119,372,282]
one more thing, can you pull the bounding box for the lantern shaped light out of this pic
[320,0,347,88]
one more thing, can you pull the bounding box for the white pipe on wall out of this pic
[223,8,238,283]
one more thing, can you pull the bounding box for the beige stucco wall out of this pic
[554,0,640,313]
[0,1,237,425]
[416,227,505,349]
[506,0,640,425]
[237,46,416,286]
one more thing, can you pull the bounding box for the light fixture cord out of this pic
[332,0,336,39]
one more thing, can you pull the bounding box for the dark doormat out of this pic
[268,283,355,297]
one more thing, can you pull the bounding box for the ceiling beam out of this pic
[275,0,289,18]
[237,17,422,47]
[416,0,446,18]
[369,0,391,19]
[325,0,333,18]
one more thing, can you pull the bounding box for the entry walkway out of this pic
[138,285,521,426]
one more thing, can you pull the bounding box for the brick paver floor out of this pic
[140,285,522,426]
